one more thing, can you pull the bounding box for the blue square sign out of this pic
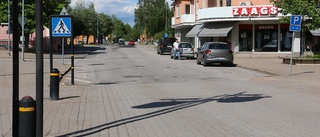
[51,17,72,37]
[289,15,301,32]
[290,15,301,25]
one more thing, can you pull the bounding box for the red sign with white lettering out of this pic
[233,6,278,16]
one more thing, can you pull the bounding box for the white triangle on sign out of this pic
[53,19,70,34]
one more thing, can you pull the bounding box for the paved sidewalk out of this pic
[1,45,320,137]
[234,53,320,82]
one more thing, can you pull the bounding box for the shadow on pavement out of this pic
[59,96,80,100]
[57,92,271,137]
[26,45,106,55]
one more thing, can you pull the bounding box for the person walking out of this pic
[173,39,180,60]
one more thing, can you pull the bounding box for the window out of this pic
[180,43,192,48]
[220,0,223,7]
[176,5,180,17]
[226,0,231,6]
[185,5,190,14]
[208,0,217,7]
[209,44,230,49]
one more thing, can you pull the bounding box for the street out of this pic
[1,44,320,136]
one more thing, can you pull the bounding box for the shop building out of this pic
[172,0,320,53]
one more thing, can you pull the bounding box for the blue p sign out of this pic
[290,15,301,25]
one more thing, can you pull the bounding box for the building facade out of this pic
[172,0,320,54]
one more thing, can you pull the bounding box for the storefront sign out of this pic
[233,6,278,16]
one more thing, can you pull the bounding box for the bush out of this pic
[305,55,320,58]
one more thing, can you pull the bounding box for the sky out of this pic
[69,0,173,27]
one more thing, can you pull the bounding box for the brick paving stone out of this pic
[2,46,320,137]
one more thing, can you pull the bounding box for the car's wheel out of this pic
[203,57,208,67]
[227,62,234,67]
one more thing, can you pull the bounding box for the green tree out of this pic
[111,15,128,42]
[0,0,69,50]
[134,0,172,38]
[271,0,320,31]
[97,13,113,43]
[70,1,114,44]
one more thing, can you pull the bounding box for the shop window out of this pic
[255,25,279,52]
[220,0,223,7]
[185,5,190,14]
[280,24,292,52]
[239,24,253,51]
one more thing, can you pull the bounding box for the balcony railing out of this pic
[181,14,195,24]
[171,17,175,26]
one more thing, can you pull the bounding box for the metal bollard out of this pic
[19,96,36,137]
[50,68,60,100]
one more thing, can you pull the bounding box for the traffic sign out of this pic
[51,16,72,37]
[290,15,301,25]
[289,15,301,32]
[164,33,168,38]
[290,25,301,32]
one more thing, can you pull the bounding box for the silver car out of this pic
[170,42,195,59]
[196,42,233,66]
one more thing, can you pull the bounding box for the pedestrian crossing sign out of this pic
[51,16,72,37]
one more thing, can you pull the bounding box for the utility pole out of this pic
[21,0,25,61]
[7,0,11,56]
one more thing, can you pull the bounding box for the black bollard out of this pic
[50,68,60,100]
[19,96,36,137]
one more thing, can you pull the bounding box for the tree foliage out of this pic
[69,0,115,44]
[134,0,173,38]
[0,0,69,33]
[271,0,320,31]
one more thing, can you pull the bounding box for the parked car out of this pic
[196,42,233,66]
[170,42,195,59]
[128,40,135,45]
[157,37,176,55]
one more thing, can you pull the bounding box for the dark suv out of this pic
[157,37,176,55]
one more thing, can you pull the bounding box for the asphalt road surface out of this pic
[58,44,320,136]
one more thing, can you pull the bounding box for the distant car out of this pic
[157,37,176,55]
[128,40,135,45]
[262,40,278,51]
[196,42,233,66]
[119,39,125,45]
[170,42,195,59]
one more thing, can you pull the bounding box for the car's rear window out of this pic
[180,43,192,48]
[163,38,176,45]
[208,44,229,49]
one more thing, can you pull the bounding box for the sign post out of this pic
[289,15,301,76]
[60,7,69,65]
[50,15,74,86]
